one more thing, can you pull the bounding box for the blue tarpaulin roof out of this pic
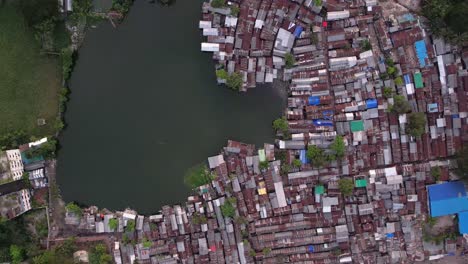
[308,96,320,106]
[299,149,309,164]
[459,211,468,234]
[294,26,303,38]
[308,245,314,252]
[386,233,394,238]
[322,110,333,119]
[366,99,377,109]
[428,182,468,217]
[313,119,333,127]
[415,40,428,67]
[404,74,411,85]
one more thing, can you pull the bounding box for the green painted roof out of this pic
[350,120,364,132]
[355,179,367,188]
[414,72,423,88]
[258,149,266,162]
[315,185,325,195]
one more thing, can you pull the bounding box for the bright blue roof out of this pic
[308,96,320,106]
[429,182,467,201]
[414,40,428,67]
[313,119,333,127]
[294,26,303,38]
[366,99,377,109]
[386,233,394,238]
[428,182,468,217]
[404,74,411,85]
[299,149,309,164]
[459,211,468,234]
[308,245,314,252]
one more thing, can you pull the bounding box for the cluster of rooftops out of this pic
[0,138,49,219]
[63,0,467,262]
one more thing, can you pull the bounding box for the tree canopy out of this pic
[226,72,243,90]
[89,244,112,264]
[406,112,426,138]
[330,136,346,159]
[306,145,327,168]
[391,95,411,114]
[456,147,468,180]
[338,178,354,196]
[273,117,289,136]
[215,69,228,80]
[221,197,236,218]
[284,53,296,69]
[108,218,118,231]
[422,0,468,44]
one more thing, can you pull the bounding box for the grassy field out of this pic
[0,5,61,136]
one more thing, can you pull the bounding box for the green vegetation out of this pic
[234,216,248,225]
[32,237,76,264]
[65,202,82,216]
[383,87,393,99]
[184,163,215,189]
[10,245,25,264]
[406,112,426,138]
[422,0,468,44]
[314,0,322,6]
[284,53,296,69]
[259,160,269,170]
[360,39,371,51]
[330,135,345,159]
[386,66,397,78]
[192,213,207,225]
[262,247,271,255]
[226,72,243,90]
[456,147,468,180]
[216,69,228,80]
[24,139,57,159]
[273,117,289,137]
[0,5,62,136]
[310,32,319,45]
[142,238,152,248]
[0,131,29,150]
[391,95,411,114]
[112,0,133,14]
[281,164,291,174]
[109,218,118,230]
[306,145,327,168]
[126,219,135,231]
[292,159,302,168]
[211,0,226,8]
[89,244,112,264]
[394,76,404,86]
[221,197,236,218]
[231,6,240,16]
[61,48,75,81]
[338,178,354,196]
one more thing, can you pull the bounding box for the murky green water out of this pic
[57,0,286,213]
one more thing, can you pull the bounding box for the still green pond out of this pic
[57,0,286,213]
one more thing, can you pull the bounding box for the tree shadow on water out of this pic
[150,0,177,7]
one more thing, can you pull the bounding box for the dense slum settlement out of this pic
[0,138,50,219]
[59,0,468,263]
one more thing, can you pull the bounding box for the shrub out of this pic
[230,6,240,16]
[383,87,393,98]
[284,53,295,69]
[184,163,215,188]
[65,202,82,216]
[215,69,228,80]
[211,0,226,8]
[61,48,74,81]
